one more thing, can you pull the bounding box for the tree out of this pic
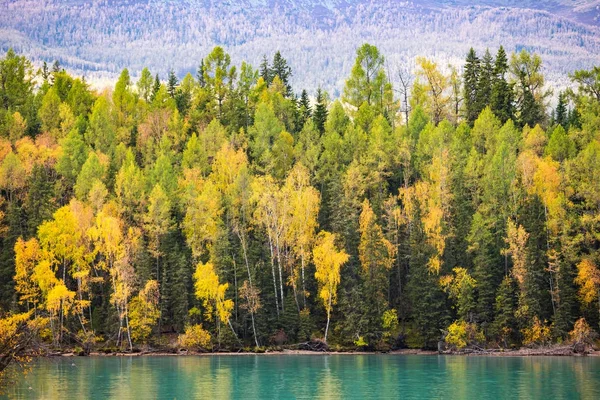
[286,164,320,307]
[128,280,160,343]
[38,87,61,134]
[144,184,172,281]
[204,47,236,118]
[151,74,161,102]
[137,67,154,102]
[167,69,178,98]
[358,199,395,344]
[182,179,222,260]
[74,151,106,200]
[414,57,450,125]
[197,60,206,88]
[343,43,387,110]
[440,267,477,322]
[575,259,600,326]
[554,91,568,129]
[298,89,311,128]
[475,49,494,114]
[270,51,292,97]
[194,261,235,344]
[570,66,600,102]
[463,48,481,124]
[88,210,137,350]
[260,55,271,85]
[0,48,34,112]
[313,231,349,342]
[510,50,549,127]
[86,94,115,154]
[113,69,136,136]
[238,281,261,347]
[248,102,285,172]
[313,88,328,134]
[0,312,44,384]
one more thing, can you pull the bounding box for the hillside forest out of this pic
[1,44,600,359]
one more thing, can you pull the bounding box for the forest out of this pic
[1,42,600,366]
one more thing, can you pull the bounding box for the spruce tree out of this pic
[197,60,206,88]
[490,46,513,123]
[24,164,55,237]
[298,89,311,128]
[463,48,480,124]
[475,49,494,117]
[271,51,292,97]
[313,88,328,134]
[555,91,568,129]
[259,55,271,85]
[492,276,517,346]
[151,74,161,102]
[167,69,178,98]
[407,209,449,349]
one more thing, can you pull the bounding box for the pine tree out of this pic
[463,48,480,124]
[313,88,328,134]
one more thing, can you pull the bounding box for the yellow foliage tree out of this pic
[88,208,138,350]
[358,199,396,276]
[194,261,235,344]
[503,220,529,287]
[178,324,212,350]
[522,316,551,347]
[575,258,600,322]
[129,280,160,343]
[14,237,42,309]
[286,163,320,308]
[313,231,349,342]
[445,320,484,350]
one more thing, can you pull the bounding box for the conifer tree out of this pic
[151,74,161,102]
[260,55,271,85]
[197,60,206,88]
[475,49,494,115]
[313,88,328,134]
[463,48,480,124]
[271,51,292,97]
[167,70,178,98]
[490,46,513,123]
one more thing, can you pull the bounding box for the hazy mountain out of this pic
[1,0,599,94]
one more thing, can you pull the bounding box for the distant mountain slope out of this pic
[1,0,599,94]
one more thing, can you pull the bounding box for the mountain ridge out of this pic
[1,0,599,93]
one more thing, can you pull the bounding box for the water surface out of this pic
[4,354,600,399]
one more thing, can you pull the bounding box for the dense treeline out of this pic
[0,43,600,356]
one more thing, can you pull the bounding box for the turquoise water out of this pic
[3,354,600,399]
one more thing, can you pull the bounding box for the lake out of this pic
[3,354,600,399]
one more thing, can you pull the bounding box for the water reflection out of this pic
[5,355,600,399]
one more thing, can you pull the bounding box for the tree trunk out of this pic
[275,236,284,312]
[268,236,280,316]
[301,251,307,309]
[324,292,333,343]
[238,230,259,346]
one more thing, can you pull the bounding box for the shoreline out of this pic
[46,347,599,358]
